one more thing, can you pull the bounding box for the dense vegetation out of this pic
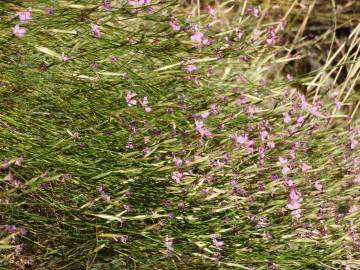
[0,1,359,269]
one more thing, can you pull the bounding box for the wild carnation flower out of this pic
[139,96,151,112]
[207,5,217,19]
[169,16,181,31]
[91,24,101,38]
[283,112,291,124]
[102,0,112,10]
[185,62,197,74]
[247,6,260,17]
[300,161,312,172]
[125,91,137,106]
[16,8,32,22]
[171,171,183,183]
[287,185,302,211]
[235,28,244,40]
[195,119,212,138]
[260,130,269,141]
[61,53,70,62]
[267,141,275,148]
[286,73,294,82]
[350,138,358,149]
[190,26,210,46]
[12,24,27,37]
[212,234,224,249]
[314,180,323,191]
[128,0,150,8]
[266,26,277,45]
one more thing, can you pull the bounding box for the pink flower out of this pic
[281,166,291,175]
[286,73,293,82]
[260,130,268,141]
[201,111,210,119]
[12,24,27,37]
[102,0,112,10]
[266,26,276,45]
[267,141,275,148]
[247,6,260,17]
[350,138,358,149]
[170,16,181,31]
[280,21,286,31]
[212,234,224,249]
[91,24,101,38]
[61,53,70,62]
[185,62,197,74]
[16,8,32,22]
[300,161,312,172]
[314,181,322,191]
[191,31,204,43]
[210,104,220,115]
[195,119,212,138]
[190,26,210,46]
[278,157,288,166]
[171,171,183,183]
[297,116,305,124]
[207,5,217,19]
[283,112,291,124]
[125,91,137,106]
[287,200,301,210]
[335,100,342,110]
[235,28,244,40]
[128,0,150,8]
[139,96,151,112]
[287,185,302,211]
[231,133,248,145]
[298,93,308,110]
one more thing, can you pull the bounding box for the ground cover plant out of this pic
[0,1,359,269]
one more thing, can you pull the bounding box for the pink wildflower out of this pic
[16,8,32,22]
[212,234,224,249]
[128,0,150,8]
[286,73,293,82]
[139,96,151,112]
[91,24,101,38]
[280,21,286,31]
[125,91,137,106]
[169,16,181,31]
[207,5,217,19]
[61,53,70,62]
[195,119,212,138]
[201,111,210,119]
[185,62,197,74]
[350,138,358,149]
[300,161,312,172]
[267,141,275,148]
[171,171,183,183]
[283,112,291,124]
[247,6,260,17]
[287,185,302,210]
[260,130,269,141]
[266,26,276,45]
[102,0,112,10]
[190,26,210,46]
[12,24,27,37]
[314,181,322,191]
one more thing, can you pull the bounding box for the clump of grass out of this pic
[0,1,359,269]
